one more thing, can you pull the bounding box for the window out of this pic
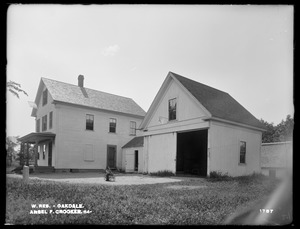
[168,98,177,121]
[36,119,40,132]
[49,112,53,129]
[42,89,48,106]
[130,121,136,135]
[42,115,47,131]
[86,114,94,131]
[239,141,246,164]
[109,118,117,133]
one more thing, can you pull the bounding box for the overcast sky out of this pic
[7,4,293,137]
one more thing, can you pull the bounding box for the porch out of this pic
[18,132,56,173]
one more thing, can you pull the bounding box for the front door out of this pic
[48,142,52,166]
[107,145,117,168]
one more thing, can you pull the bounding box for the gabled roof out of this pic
[140,72,265,130]
[122,136,144,148]
[170,72,265,130]
[31,77,146,118]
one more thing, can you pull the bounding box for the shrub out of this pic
[207,171,232,181]
[149,170,175,177]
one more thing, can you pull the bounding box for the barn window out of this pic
[42,89,48,106]
[168,98,177,121]
[109,118,117,133]
[86,114,94,131]
[130,121,136,135]
[239,141,246,164]
[42,115,47,131]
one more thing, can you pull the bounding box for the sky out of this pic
[6,4,294,138]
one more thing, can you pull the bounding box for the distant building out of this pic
[261,141,293,179]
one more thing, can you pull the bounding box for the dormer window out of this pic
[42,89,48,106]
[168,98,177,121]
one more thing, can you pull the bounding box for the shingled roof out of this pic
[33,77,146,117]
[170,72,265,130]
[122,136,144,148]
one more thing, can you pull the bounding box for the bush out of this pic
[149,170,175,177]
[207,171,232,181]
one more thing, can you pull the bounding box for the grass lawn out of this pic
[5,174,279,225]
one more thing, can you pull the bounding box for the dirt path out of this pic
[7,173,182,185]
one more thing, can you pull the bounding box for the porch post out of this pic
[26,142,29,166]
[20,143,24,167]
[34,141,38,167]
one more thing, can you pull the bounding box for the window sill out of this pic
[238,163,247,166]
[108,132,117,134]
[168,119,178,123]
[85,129,94,131]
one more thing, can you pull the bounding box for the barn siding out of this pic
[209,120,262,176]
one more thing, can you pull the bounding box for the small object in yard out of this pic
[104,166,115,182]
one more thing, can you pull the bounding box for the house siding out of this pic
[209,120,262,176]
[54,103,143,170]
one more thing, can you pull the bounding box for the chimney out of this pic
[78,74,84,87]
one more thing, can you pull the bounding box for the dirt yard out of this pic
[7,173,183,185]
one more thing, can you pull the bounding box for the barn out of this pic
[122,72,266,177]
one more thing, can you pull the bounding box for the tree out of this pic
[259,115,294,143]
[7,80,28,98]
[6,136,19,166]
[259,119,276,143]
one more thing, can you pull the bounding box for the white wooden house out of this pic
[122,72,266,176]
[18,75,146,172]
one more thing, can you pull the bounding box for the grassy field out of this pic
[5,174,279,225]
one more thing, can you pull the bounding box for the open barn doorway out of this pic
[176,129,208,176]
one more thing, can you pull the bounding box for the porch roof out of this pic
[18,132,56,144]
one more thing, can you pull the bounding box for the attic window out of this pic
[168,98,177,121]
[42,89,48,106]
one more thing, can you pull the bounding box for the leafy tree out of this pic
[7,80,28,98]
[6,136,19,166]
[259,115,294,143]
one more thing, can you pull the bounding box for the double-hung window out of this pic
[168,98,177,121]
[42,115,47,131]
[239,141,246,164]
[86,114,94,131]
[36,119,40,132]
[130,121,136,135]
[109,118,117,133]
[42,89,48,106]
[49,111,53,129]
